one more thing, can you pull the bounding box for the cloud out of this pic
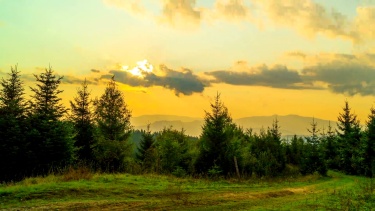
[102,64,208,96]
[286,51,306,59]
[61,75,98,85]
[213,0,250,21]
[91,69,101,73]
[352,6,375,43]
[207,64,304,89]
[158,0,202,29]
[205,52,375,97]
[254,0,351,39]
[302,59,375,96]
[102,0,146,16]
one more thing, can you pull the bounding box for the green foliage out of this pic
[285,135,304,166]
[29,66,67,120]
[154,127,192,174]
[94,76,132,142]
[248,124,286,177]
[321,122,340,170]
[208,164,223,179]
[364,107,375,177]
[92,135,133,172]
[300,118,327,176]
[0,65,30,181]
[136,125,155,168]
[336,101,364,175]
[195,93,236,175]
[93,76,133,171]
[69,79,95,162]
[27,66,76,174]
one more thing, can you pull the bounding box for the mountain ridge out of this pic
[132,114,337,137]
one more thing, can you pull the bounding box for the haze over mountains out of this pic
[132,115,337,138]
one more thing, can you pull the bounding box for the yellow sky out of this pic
[1,0,375,123]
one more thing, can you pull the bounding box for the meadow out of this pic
[0,170,373,210]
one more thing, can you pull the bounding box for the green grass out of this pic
[0,171,374,210]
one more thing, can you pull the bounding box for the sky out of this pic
[1,0,375,123]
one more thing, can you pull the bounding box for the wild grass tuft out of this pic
[60,166,93,182]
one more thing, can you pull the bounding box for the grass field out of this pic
[0,170,374,210]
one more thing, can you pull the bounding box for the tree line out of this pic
[0,65,374,182]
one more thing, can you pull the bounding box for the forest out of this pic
[1,65,375,183]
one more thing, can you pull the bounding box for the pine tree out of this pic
[29,66,67,120]
[93,76,133,172]
[195,93,235,175]
[27,66,75,174]
[0,65,30,181]
[336,101,363,175]
[321,122,339,170]
[136,125,155,164]
[364,107,375,177]
[301,118,327,176]
[70,79,94,162]
[267,118,286,173]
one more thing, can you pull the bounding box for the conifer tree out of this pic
[267,118,286,173]
[321,122,339,170]
[27,66,75,173]
[336,101,363,175]
[195,93,235,175]
[364,107,375,177]
[93,76,133,172]
[301,118,327,175]
[136,125,155,164]
[29,66,67,120]
[70,79,94,162]
[0,65,30,181]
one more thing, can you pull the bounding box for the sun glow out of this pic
[122,59,154,77]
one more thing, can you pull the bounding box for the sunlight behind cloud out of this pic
[122,59,154,77]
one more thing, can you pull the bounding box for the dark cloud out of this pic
[302,63,375,96]
[91,69,100,73]
[61,75,98,85]
[102,64,208,96]
[207,65,304,89]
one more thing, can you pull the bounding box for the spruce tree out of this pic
[195,93,235,175]
[136,125,155,165]
[0,65,30,181]
[336,101,363,175]
[364,107,375,177]
[27,66,75,173]
[321,122,339,170]
[267,118,286,173]
[29,66,67,120]
[301,118,327,176]
[70,79,94,162]
[93,76,133,172]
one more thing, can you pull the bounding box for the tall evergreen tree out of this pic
[136,125,155,165]
[93,76,133,172]
[336,101,363,175]
[195,93,235,175]
[364,107,375,177]
[321,122,339,170]
[0,65,30,181]
[29,66,67,120]
[267,118,286,173]
[70,79,94,162]
[27,66,75,173]
[301,118,327,176]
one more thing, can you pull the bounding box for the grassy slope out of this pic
[0,171,374,210]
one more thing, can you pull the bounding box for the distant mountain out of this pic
[235,115,336,137]
[131,114,336,138]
